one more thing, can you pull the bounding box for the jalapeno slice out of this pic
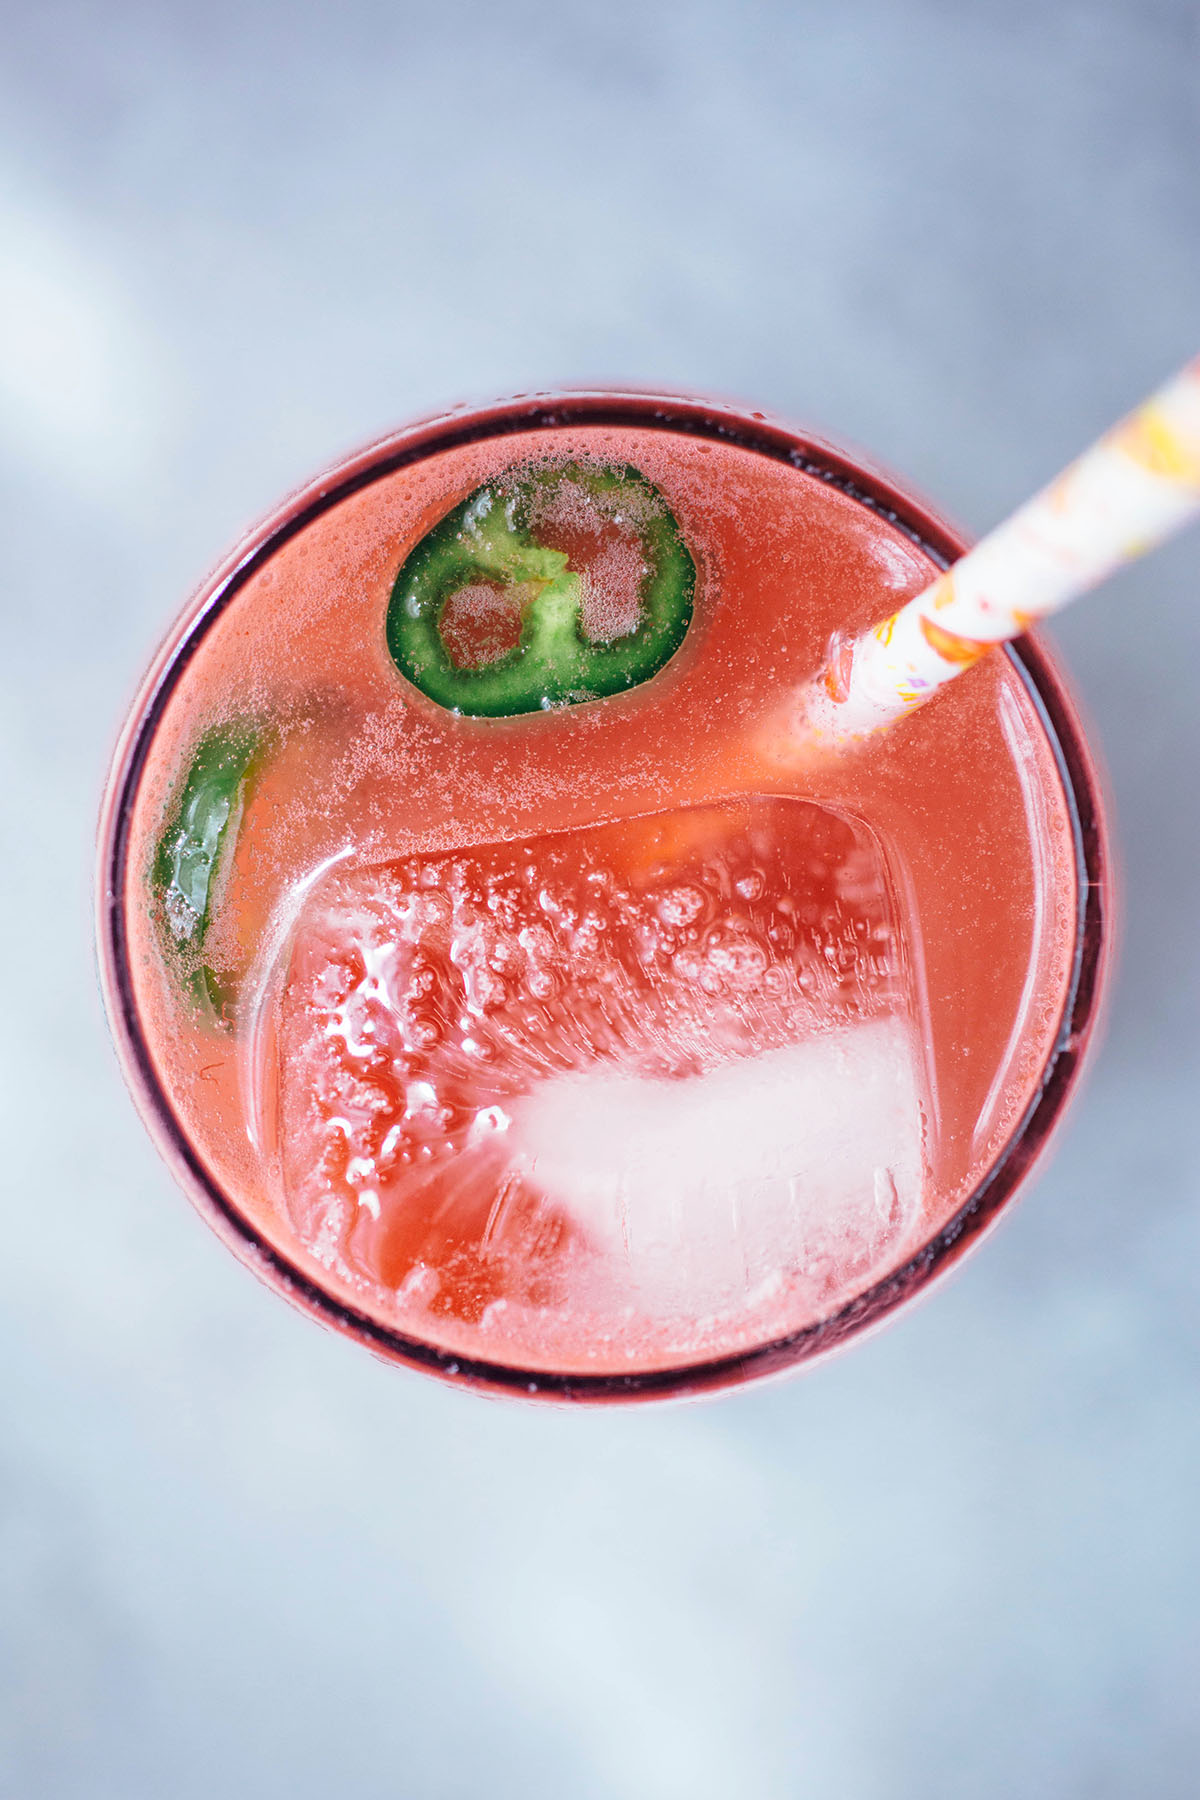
[385,461,695,716]
[152,720,264,1021]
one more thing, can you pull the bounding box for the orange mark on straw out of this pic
[821,635,855,703]
[873,612,899,647]
[919,615,991,667]
[1110,404,1200,489]
[1045,468,1080,515]
[927,572,957,611]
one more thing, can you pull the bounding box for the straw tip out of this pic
[751,681,877,768]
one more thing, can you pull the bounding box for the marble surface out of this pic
[1,2,1197,1794]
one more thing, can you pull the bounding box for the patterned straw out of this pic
[805,355,1200,743]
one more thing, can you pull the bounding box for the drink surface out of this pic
[119,417,1080,1379]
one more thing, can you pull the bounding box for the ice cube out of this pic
[256,797,928,1363]
[507,1018,922,1321]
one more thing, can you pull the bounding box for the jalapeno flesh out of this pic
[153,720,263,1021]
[386,462,695,716]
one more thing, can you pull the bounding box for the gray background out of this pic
[1,2,1198,1794]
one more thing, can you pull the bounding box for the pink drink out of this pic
[99,394,1107,1399]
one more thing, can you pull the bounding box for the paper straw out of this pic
[805,355,1200,742]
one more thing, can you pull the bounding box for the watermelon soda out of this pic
[99,394,1107,1399]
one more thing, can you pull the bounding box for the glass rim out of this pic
[97,389,1110,1403]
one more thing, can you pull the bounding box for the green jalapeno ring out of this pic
[386,462,696,717]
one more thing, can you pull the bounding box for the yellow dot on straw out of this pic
[1111,404,1200,489]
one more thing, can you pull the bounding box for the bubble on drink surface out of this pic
[255,797,928,1369]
